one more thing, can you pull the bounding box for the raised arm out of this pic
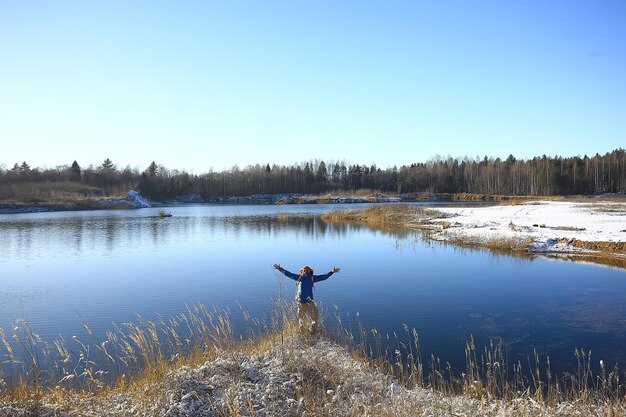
[313,266,340,283]
[273,264,300,281]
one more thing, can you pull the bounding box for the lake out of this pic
[1,203,625,378]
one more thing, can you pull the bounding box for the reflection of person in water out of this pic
[273,264,340,334]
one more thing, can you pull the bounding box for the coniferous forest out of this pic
[1,149,625,202]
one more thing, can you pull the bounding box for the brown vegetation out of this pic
[1,299,625,416]
[566,239,626,254]
[449,235,535,253]
[321,204,444,232]
[0,182,106,204]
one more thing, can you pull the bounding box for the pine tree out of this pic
[148,161,158,176]
[316,161,328,182]
[101,158,114,171]
[70,160,81,181]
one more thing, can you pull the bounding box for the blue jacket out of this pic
[276,267,334,303]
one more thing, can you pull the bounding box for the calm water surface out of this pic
[1,204,625,374]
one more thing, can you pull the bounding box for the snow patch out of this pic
[126,190,151,208]
[428,201,626,254]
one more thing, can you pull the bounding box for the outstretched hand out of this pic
[332,266,340,273]
[273,263,281,269]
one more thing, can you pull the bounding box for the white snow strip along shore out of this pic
[427,201,626,253]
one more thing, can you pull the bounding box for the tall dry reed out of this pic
[0,293,624,412]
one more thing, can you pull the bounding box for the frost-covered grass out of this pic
[1,297,626,416]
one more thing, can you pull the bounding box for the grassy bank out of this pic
[0,182,141,214]
[320,204,445,232]
[1,298,625,416]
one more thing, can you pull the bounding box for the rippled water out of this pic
[1,203,625,375]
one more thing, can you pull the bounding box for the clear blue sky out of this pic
[1,1,625,173]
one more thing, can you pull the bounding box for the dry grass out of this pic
[567,239,626,254]
[0,305,236,396]
[498,195,626,206]
[344,188,382,197]
[0,182,109,204]
[588,203,626,213]
[1,294,625,416]
[566,195,626,203]
[439,235,535,253]
[321,204,444,232]
[0,300,280,413]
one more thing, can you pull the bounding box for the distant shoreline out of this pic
[0,192,489,215]
[2,191,624,215]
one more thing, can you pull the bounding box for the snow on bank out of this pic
[428,201,626,253]
[126,190,151,208]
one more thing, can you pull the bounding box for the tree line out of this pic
[1,149,625,201]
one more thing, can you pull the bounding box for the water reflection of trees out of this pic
[421,236,537,266]
[0,214,418,260]
[6,213,621,273]
[0,216,202,258]
[213,214,417,241]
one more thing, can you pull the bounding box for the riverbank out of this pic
[0,190,152,214]
[0,190,564,215]
[0,192,404,214]
[321,201,626,267]
[3,190,625,215]
[1,324,621,417]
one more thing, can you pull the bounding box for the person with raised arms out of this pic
[273,264,340,334]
